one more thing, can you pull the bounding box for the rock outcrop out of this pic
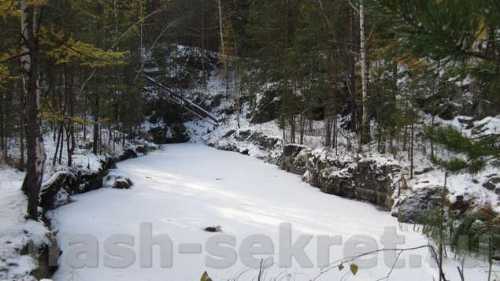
[40,157,115,210]
[207,129,282,160]
[394,186,444,223]
[279,144,401,210]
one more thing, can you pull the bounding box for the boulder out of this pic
[104,173,133,189]
[279,144,308,174]
[396,186,445,223]
[248,132,280,151]
[118,149,138,162]
[235,129,252,141]
[317,160,396,209]
[78,163,112,192]
[414,167,434,176]
[40,158,120,210]
[483,177,500,191]
[40,171,78,210]
[283,144,306,158]
[213,142,239,153]
[319,167,356,198]
[289,149,312,175]
[134,143,158,154]
[113,178,133,189]
[222,130,236,138]
[135,145,147,154]
[211,129,281,161]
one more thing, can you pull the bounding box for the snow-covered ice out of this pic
[50,144,493,281]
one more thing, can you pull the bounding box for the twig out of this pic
[257,259,264,281]
[312,245,447,281]
[375,250,404,281]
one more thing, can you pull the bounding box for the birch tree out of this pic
[359,0,369,147]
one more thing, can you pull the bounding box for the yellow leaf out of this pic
[200,271,212,281]
[350,263,359,275]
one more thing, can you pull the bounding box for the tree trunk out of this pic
[66,70,75,167]
[325,48,338,149]
[0,92,5,161]
[19,79,26,168]
[217,0,229,99]
[92,93,100,155]
[289,116,296,144]
[430,115,435,160]
[299,114,305,145]
[333,116,338,153]
[324,117,332,147]
[19,117,25,167]
[410,122,415,179]
[20,1,46,220]
[52,123,63,167]
[359,0,369,146]
[58,124,64,165]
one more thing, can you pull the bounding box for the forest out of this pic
[0,1,500,281]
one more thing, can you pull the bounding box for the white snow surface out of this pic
[0,167,49,281]
[50,144,492,281]
[0,132,154,281]
[199,114,500,213]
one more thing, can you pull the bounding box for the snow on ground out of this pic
[0,130,154,281]
[411,164,500,211]
[50,144,493,281]
[435,115,500,138]
[420,115,500,211]
[196,111,500,213]
[0,167,49,281]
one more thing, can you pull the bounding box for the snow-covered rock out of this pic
[104,172,133,189]
[40,170,78,210]
[395,186,444,223]
[281,148,401,210]
[207,127,282,161]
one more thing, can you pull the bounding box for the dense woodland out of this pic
[1,0,500,220]
[1,2,500,281]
